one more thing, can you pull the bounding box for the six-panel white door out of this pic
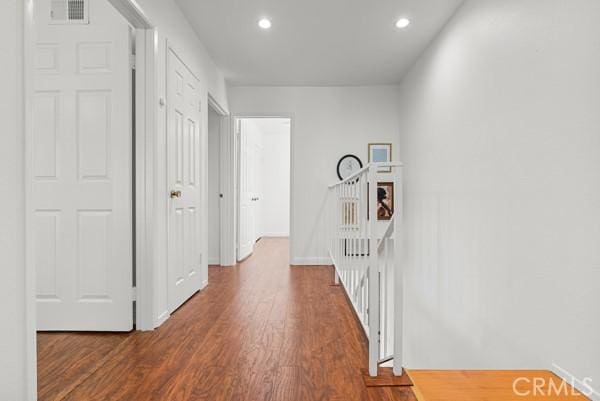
[166,48,203,312]
[32,23,133,330]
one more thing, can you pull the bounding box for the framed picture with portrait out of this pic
[376,182,394,220]
[368,182,394,221]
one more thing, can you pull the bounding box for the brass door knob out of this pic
[170,190,182,199]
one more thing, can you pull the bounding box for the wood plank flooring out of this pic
[407,370,591,401]
[38,237,416,401]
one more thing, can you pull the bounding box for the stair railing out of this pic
[326,162,403,377]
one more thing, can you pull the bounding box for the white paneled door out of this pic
[167,48,203,313]
[32,25,133,330]
[251,138,262,243]
[238,123,260,261]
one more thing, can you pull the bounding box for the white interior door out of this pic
[32,23,133,331]
[238,123,261,260]
[167,47,203,313]
[252,139,262,242]
[238,129,254,260]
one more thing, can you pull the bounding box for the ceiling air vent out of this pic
[50,0,89,24]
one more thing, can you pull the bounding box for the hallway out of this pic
[37,238,415,401]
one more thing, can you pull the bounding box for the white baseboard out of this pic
[208,256,220,265]
[261,233,289,238]
[152,279,208,330]
[551,364,599,400]
[290,256,332,266]
[154,310,170,329]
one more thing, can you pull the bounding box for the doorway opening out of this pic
[236,117,291,262]
[207,101,227,266]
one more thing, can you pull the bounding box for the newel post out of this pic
[367,165,379,376]
[393,165,404,376]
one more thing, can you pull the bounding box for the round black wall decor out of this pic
[336,154,363,181]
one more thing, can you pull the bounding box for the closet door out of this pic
[33,22,133,331]
[166,47,203,312]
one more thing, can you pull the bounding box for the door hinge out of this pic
[132,287,137,301]
[130,54,136,70]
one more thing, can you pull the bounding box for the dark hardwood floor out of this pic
[38,237,416,401]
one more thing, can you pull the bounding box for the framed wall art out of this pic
[368,143,392,172]
[367,181,394,221]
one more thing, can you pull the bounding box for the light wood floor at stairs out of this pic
[407,370,591,401]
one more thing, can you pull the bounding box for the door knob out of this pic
[170,190,182,199]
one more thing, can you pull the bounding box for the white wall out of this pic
[208,106,221,264]
[0,0,35,399]
[129,0,229,326]
[229,86,400,264]
[134,0,228,110]
[397,0,600,396]
[259,124,291,237]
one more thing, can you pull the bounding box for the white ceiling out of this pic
[175,0,464,86]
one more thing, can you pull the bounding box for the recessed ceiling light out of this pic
[395,18,411,29]
[258,18,272,29]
